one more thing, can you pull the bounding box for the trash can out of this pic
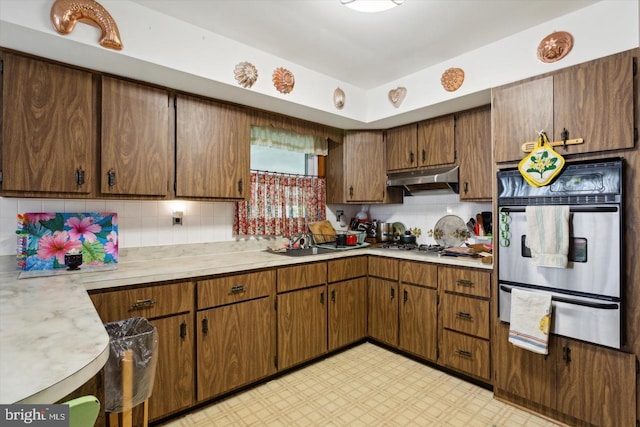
[104,317,158,414]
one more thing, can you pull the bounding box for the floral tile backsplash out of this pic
[17,212,118,271]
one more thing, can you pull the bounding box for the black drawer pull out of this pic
[456,279,474,287]
[231,285,246,293]
[331,290,336,302]
[131,299,156,309]
[202,318,209,334]
[180,322,187,339]
[456,349,473,358]
[456,311,473,321]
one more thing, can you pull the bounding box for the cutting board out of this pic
[308,220,337,243]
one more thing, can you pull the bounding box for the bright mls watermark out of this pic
[0,405,69,426]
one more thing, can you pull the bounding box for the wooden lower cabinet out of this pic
[328,278,367,351]
[494,322,636,426]
[149,313,195,419]
[399,283,437,362]
[368,277,399,346]
[277,286,328,370]
[440,329,490,381]
[197,296,276,401]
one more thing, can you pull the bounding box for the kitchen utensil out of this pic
[433,215,468,247]
[335,233,347,247]
[481,211,493,235]
[345,234,358,246]
[376,222,394,242]
[308,220,337,243]
[399,231,416,244]
[392,222,406,236]
[476,213,485,236]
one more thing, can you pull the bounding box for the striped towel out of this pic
[508,289,552,355]
[525,205,570,268]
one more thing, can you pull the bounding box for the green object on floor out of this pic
[65,395,100,427]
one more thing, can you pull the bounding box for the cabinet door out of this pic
[2,53,96,193]
[367,277,398,346]
[417,115,455,168]
[344,131,386,203]
[176,95,250,199]
[197,297,276,401]
[553,51,635,154]
[456,106,492,200]
[149,314,194,420]
[493,322,556,408]
[385,124,417,172]
[556,338,636,427]
[399,283,437,362]
[492,77,554,163]
[277,286,327,370]
[328,278,367,351]
[101,77,170,196]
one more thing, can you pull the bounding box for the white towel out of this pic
[525,205,570,268]
[508,289,552,355]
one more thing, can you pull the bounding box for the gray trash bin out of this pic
[104,317,159,413]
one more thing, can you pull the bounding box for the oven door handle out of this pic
[499,285,619,310]
[499,207,618,213]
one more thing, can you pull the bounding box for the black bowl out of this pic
[64,253,83,271]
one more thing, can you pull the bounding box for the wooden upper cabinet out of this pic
[417,114,455,168]
[456,105,492,200]
[101,77,171,196]
[493,49,637,163]
[175,95,250,199]
[1,52,96,194]
[340,131,387,203]
[385,124,417,172]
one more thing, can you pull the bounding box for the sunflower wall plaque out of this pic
[441,67,464,92]
[537,31,574,63]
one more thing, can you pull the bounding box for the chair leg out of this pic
[121,350,133,427]
[109,412,119,427]
[143,400,149,427]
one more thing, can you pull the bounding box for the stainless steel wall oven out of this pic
[497,158,624,349]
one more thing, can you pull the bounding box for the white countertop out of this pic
[0,241,492,404]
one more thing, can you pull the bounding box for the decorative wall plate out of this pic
[234,61,258,88]
[272,67,295,94]
[441,67,464,92]
[388,87,406,108]
[537,31,573,63]
[50,0,123,50]
[333,87,345,109]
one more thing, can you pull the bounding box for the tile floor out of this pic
[160,343,564,427]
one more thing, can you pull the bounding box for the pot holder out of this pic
[518,132,565,187]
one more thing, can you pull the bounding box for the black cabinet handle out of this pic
[130,299,156,310]
[403,289,408,303]
[562,345,571,364]
[331,289,336,302]
[390,287,395,300]
[422,149,426,163]
[409,151,414,163]
[107,169,116,187]
[238,179,243,195]
[456,311,473,321]
[456,349,473,358]
[180,322,187,339]
[349,186,354,198]
[456,279,474,287]
[231,285,246,293]
[76,167,85,186]
[320,292,324,305]
[463,182,469,194]
[202,318,209,334]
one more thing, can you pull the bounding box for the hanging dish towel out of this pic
[508,288,553,355]
[525,205,570,268]
[518,132,565,187]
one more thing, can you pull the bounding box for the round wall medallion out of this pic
[234,61,258,88]
[272,67,295,94]
[537,31,573,63]
[441,67,464,92]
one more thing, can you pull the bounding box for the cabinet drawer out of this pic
[441,294,489,339]
[90,281,193,323]
[328,256,367,283]
[440,329,490,381]
[400,261,437,288]
[277,262,327,293]
[439,266,490,298]
[198,270,275,309]
[368,256,398,280]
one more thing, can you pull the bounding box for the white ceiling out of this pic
[130,0,599,90]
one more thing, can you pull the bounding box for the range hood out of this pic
[387,165,459,195]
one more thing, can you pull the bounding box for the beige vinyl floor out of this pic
[160,342,564,427]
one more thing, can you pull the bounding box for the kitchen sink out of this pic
[269,247,336,257]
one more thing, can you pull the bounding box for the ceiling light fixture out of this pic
[340,0,404,13]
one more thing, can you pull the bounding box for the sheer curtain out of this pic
[234,171,326,237]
